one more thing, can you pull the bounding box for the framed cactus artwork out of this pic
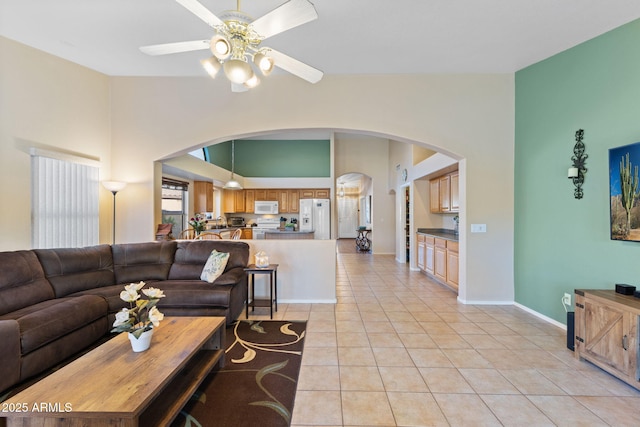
[609,141,640,241]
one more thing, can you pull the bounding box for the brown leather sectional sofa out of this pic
[0,239,249,396]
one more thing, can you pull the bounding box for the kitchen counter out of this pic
[416,228,458,242]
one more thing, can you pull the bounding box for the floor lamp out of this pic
[102,181,127,244]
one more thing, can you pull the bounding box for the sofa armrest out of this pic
[0,320,21,395]
[213,267,247,286]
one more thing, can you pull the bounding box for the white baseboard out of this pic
[457,296,513,305]
[279,299,337,304]
[514,302,567,330]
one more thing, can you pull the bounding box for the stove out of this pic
[253,218,280,239]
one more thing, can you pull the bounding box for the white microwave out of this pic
[254,201,279,214]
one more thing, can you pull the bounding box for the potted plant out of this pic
[189,214,207,235]
[111,281,165,352]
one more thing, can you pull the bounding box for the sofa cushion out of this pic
[155,280,237,308]
[34,245,115,297]
[0,250,55,316]
[112,241,177,284]
[0,295,108,354]
[200,250,230,283]
[169,240,249,280]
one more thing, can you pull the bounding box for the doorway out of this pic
[336,173,372,239]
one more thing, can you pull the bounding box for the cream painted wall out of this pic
[1,35,515,303]
[0,37,113,251]
[109,73,514,303]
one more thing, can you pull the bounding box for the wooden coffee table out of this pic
[2,316,225,427]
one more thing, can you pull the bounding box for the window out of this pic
[31,149,99,248]
[162,177,189,236]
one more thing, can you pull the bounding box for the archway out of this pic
[336,172,372,239]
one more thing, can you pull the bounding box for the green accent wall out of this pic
[205,140,330,177]
[515,19,640,324]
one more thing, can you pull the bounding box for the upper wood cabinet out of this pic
[278,190,289,213]
[299,189,330,199]
[429,180,440,214]
[244,189,255,213]
[242,188,329,213]
[430,171,459,213]
[450,172,459,212]
[223,190,245,213]
[194,181,214,213]
[288,190,299,213]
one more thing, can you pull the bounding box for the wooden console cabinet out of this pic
[574,289,640,389]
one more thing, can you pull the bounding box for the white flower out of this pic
[113,308,130,327]
[120,282,146,302]
[120,288,140,303]
[148,306,164,327]
[142,287,165,299]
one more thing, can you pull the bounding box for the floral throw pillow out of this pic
[200,250,230,283]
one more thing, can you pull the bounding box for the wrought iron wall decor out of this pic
[568,129,587,199]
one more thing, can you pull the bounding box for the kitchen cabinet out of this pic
[266,190,279,201]
[434,238,447,282]
[574,289,640,389]
[417,234,426,270]
[278,190,289,213]
[430,172,459,213]
[450,172,459,212]
[416,232,455,290]
[425,236,435,275]
[223,189,245,213]
[244,189,255,213]
[288,189,300,213]
[429,180,440,214]
[446,241,459,290]
[299,189,330,199]
[194,181,214,213]
[240,228,252,239]
[254,190,267,201]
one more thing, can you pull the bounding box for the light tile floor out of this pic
[246,250,640,426]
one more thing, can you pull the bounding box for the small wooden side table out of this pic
[244,264,279,319]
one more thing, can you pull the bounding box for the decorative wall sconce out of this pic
[568,129,587,199]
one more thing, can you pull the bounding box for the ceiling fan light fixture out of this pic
[244,73,260,88]
[210,35,231,59]
[200,57,221,78]
[223,58,253,84]
[254,52,274,75]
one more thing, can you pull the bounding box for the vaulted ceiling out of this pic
[2,0,640,78]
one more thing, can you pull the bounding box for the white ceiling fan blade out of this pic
[140,40,210,56]
[267,48,323,84]
[231,82,249,93]
[250,0,318,40]
[175,0,224,29]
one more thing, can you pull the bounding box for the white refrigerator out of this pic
[299,199,331,239]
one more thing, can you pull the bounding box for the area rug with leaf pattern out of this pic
[171,320,306,427]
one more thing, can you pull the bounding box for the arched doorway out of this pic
[336,172,372,239]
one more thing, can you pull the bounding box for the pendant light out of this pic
[223,140,243,190]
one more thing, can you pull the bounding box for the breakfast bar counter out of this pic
[264,230,314,240]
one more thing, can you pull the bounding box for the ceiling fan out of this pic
[140,0,323,92]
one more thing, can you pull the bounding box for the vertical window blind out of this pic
[31,152,99,248]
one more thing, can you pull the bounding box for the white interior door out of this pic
[338,197,358,238]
